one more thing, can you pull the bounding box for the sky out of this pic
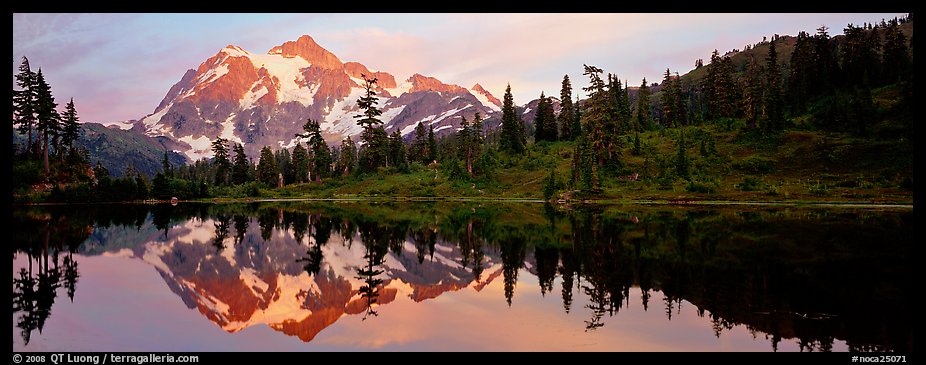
[13,13,906,124]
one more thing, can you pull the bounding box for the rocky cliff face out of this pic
[135,35,503,161]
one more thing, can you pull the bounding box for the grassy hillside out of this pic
[234,82,912,205]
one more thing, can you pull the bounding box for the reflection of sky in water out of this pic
[12,253,848,352]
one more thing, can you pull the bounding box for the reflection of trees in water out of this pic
[11,203,913,351]
[12,210,88,345]
[212,215,230,252]
[355,221,390,320]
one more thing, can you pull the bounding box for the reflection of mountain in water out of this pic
[12,203,913,351]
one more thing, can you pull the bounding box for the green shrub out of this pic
[736,176,763,191]
[732,155,775,174]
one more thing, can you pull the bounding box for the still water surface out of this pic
[12,202,912,351]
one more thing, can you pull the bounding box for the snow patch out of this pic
[469,88,502,112]
[380,105,406,127]
[141,103,174,136]
[319,87,366,137]
[239,267,270,297]
[223,272,315,332]
[100,120,135,131]
[102,248,134,258]
[178,135,215,161]
[247,52,316,106]
[385,80,412,97]
[240,82,269,110]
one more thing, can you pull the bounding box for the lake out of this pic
[12,201,912,351]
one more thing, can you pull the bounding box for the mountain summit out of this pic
[134,35,502,161]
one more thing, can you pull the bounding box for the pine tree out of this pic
[211,137,231,186]
[558,75,574,141]
[635,77,652,130]
[742,55,763,129]
[410,122,429,164]
[296,118,331,181]
[881,19,911,84]
[388,129,407,171]
[581,64,618,188]
[231,143,250,185]
[427,125,437,163]
[13,56,37,154]
[336,137,356,176]
[33,69,60,176]
[457,115,473,176]
[256,146,279,187]
[763,39,784,132]
[499,84,525,154]
[789,31,815,114]
[813,25,838,93]
[533,92,546,142]
[59,98,80,150]
[660,68,678,128]
[534,92,557,142]
[354,75,388,171]
[571,94,582,139]
[291,143,309,183]
[275,148,292,184]
[162,151,173,178]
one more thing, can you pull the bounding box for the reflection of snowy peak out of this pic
[108,217,503,342]
[133,35,503,161]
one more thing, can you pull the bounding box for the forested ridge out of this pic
[13,15,913,204]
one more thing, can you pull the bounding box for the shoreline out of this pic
[14,196,914,209]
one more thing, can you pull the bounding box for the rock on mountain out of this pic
[136,35,503,161]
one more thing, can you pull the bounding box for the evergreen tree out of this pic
[813,25,838,93]
[789,31,815,114]
[311,139,331,181]
[702,50,736,121]
[763,39,784,132]
[211,137,231,186]
[499,84,525,154]
[336,137,357,176]
[13,56,37,154]
[354,75,388,171]
[388,129,407,171]
[534,92,557,142]
[296,118,331,181]
[161,151,173,178]
[660,68,687,128]
[135,173,149,199]
[457,115,473,176]
[635,77,653,130]
[632,132,642,156]
[841,24,879,87]
[410,122,430,164]
[571,94,582,139]
[558,75,574,141]
[742,55,763,129]
[256,146,279,187]
[291,143,309,183]
[33,69,60,176]
[881,19,911,84]
[275,148,293,184]
[427,125,437,163]
[581,65,616,189]
[231,143,250,185]
[59,98,80,150]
